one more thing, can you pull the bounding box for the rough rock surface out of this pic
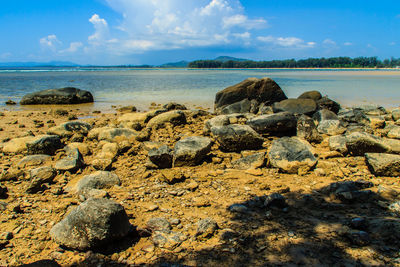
[329,135,348,154]
[76,171,121,193]
[54,148,85,173]
[211,124,264,152]
[98,128,138,142]
[17,154,51,168]
[173,136,212,167]
[148,145,173,169]
[346,132,390,156]
[365,153,400,176]
[26,166,57,193]
[146,110,187,128]
[317,120,346,136]
[246,112,297,135]
[272,98,317,115]
[20,87,94,105]
[316,97,341,114]
[268,137,317,174]
[26,135,62,155]
[50,198,131,250]
[296,115,322,143]
[215,77,287,109]
[47,121,92,138]
[298,90,322,101]
[232,152,266,170]
[219,99,252,114]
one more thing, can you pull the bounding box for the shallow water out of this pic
[0,68,399,111]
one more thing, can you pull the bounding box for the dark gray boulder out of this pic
[232,152,266,170]
[272,98,317,115]
[296,115,322,143]
[298,91,322,101]
[268,137,317,174]
[50,198,131,250]
[316,97,341,114]
[215,77,287,109]
[211,124,264,152]
[148,145,173,169]
[26,135,63,155]
[20,87,93,105]
[365,153,400,176]
[346,132,390,156]
[246,112,297,135]
[173,136,212,167]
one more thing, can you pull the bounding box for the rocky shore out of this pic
[1,78,400,266]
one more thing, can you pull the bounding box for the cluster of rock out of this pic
[1,77,400,255]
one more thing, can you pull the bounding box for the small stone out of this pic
[196,218,218,239]
[146,217,171,232]
[228,204,248,213]
[264,193,286,209]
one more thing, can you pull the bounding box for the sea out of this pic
[0,68,399,112]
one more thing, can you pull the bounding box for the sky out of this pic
[0,0,400,65]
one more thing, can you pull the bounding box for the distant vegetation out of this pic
[188,57,400,69]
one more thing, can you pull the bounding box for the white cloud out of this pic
[343,42,353,46]
[60,42,83,53]
[88,14,109,45]
[40,34,62,51]
[101,0,267,54]
[323,39,336,46]
[257,36,316,49]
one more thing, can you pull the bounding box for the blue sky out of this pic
[0,0,399,65]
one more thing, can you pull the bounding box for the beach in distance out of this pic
[1,68,400,112]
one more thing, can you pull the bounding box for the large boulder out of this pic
[20,87,93,105]
[316,97,341,114]
[365,153,400,176]
[50,198,131,250]
[26,135,63,155]
[215,78,287,109]
[346,132,390,156]
[272,98,317,115]
[211,124,264,152]
[268,137,317,174]
[47,121,92,138]
[298,91,322,101]
[173,137,212,167]
[246,112,297,135]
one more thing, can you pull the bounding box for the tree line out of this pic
[188,57,400,68]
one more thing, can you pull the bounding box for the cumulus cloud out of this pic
[60,42,83,53]
[40,34,62,51]
[257,36,316,49]
[101,0,267,53]
[88,14,110,45]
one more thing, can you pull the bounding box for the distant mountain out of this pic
[214,56,248,62]
[0,61,80,67]
[159,60,189,68]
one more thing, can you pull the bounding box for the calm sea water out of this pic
[0,68,399,111]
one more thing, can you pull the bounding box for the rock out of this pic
[232,152,266,170]
[321,180,373,202]
[228,204,249,213]
[264,193,286,208]
[146,217,171,232]
[0,184,8,199]
[347,230,370,246]
[152,230,185,250]
[257,103,274,115]
[47,121,92,138]
[247,112,297,135]
[203,115,230,135]
[55,148,85,173]
[345,132,390,156]
[26,166,57,193]
[388,126,400,139]
[215,77,287,109]
[219,99,252,114]
[312,109,339,122]
[173,136,212,167]
[317,120,346,136]
[316,97,341,114]
[384,138,400,154]
[388,201,400,214]
[369,116,386,129]
[338,109,370,125]
[148,145,173,169]
[26,135,63,155]
[146,110,187,128]
[296,115,322,143]
[157,170,186,184]
[97,143,119,160]
[272,98,317,115]
[76,171,121,193]
[329,135,348,154]
[5,99,16,105]
[78,188,109,202]
[98,128,138,142]
[353,104,386,116]
[268,137,317,174]
[392,108,400,121]
[196,218,218,239]
[20,87,93,105]
[365,153,400,176]
[298,90,322,101]
[65,142,90,156]
[2,136,36,154]
[0,168,24,182]
[350,218,368,231]
[116,105,137,113]
[117,110,167,129]
[163,102,187,111]
[211,124,264,152]
[91,158,113,171]
[17,154,51,168]
[50,198,131,250]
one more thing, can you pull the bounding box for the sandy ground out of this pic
[0,105,400,267]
